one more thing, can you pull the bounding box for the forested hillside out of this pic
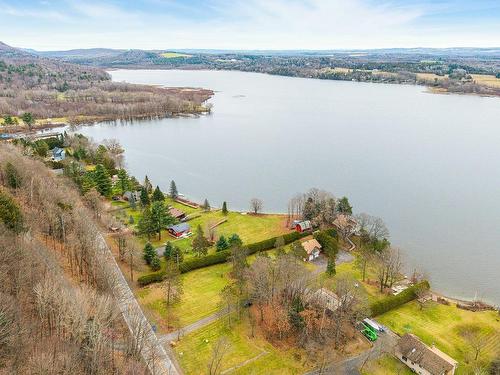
[0,143,149,374]
[0,41,212,125]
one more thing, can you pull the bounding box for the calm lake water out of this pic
[70,69,500,304]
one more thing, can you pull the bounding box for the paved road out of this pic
[305,328,398,375]
[96,230,182,375]
[159,309,228,343]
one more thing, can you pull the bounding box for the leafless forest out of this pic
[0,143,153,374]
[0,42,212,122]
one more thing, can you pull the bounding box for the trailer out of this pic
[361,323,378,341]
[363,318,384,332]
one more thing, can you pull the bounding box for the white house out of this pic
[396,333,458,375]
[301,238,322,261]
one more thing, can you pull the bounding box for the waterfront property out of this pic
[301,238,322,261]
[168,207,186,220]
[396,333,458,375]
[167,222,191,238]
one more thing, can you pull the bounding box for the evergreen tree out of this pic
[129,194,137,209]
[140,187,150,207]
[143,242,155,265]
[164,241,173,260]
[144,175,153,194]
[93,164,112,197]
[169,180,178,199]
[128,215,135,224]
[117,169,129,195]
[150,201,174,240]
[171,246,184,265]
[150,255,161,271]
[228,233,243,248]
[337,196,353,215]
[152,185,164,202]
[5,162,21,189]
[326,254,336,276]
[221,201,228,215]
[0,189,24,233]
[192,224,210,257]
[216,235,229,252]
[201,198,210,211]
[21,112,34,129]
[137,206,155,240]
[81,172,96,194]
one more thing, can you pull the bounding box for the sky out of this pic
[1,0,499,51]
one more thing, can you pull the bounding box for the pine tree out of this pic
[150,255,161,271]
[164,241,173,260]
[216,235,229,252]
[169,180,178,199]
[150,201,174,240]
[326,255,336,276]
[93,164,112,197]
[140,187,150,207]
[137,206,154,240]
[144,175,153,194]
[0,189,24,233]
[129,194,137,209]
[117,169,129,195]
[202,198,210,211]
[192,224,210,257]
[143,242,155,265]
[337,196,353,215]
[152,185,164,202]
[228,233,242,248]
[5,162,21,189]
[222,201,228,215]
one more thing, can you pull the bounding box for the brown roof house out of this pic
[168,207,186,220]
[301,238,322,261]
[396,334,458,375]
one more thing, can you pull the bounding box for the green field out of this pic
[318,261,387,304]
[174,317,309,375]
[114,198,290,255]
[160,52,192,58]
[378,301,500,374]
[138,262,231,328]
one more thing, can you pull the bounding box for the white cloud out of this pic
[1,0,499,50]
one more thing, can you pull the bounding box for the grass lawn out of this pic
[471,74,500,88]
[174,317,309,375]
[160,52,192,58]
[360,354,413,375]
[318,261,387,304]
[378,301,500,374]
[138,262,231,329]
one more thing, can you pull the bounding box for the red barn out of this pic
[295,220,312,233]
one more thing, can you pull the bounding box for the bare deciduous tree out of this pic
[250,198,263,214]
[207,337,231,375]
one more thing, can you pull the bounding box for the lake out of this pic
[68,69,500,304]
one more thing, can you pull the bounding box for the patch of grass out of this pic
[378,301,500,374]
[138,262,231,328]
[160,52,192,59]
[319,261,387,303]
[174,317,309,375]
[360,354,413,375]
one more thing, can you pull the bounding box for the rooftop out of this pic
[397,333,457,375]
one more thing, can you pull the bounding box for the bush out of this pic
[137,271,164,286]
[370,280,430,316]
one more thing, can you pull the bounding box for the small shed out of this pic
[301,238,322,261]
[169,207,186,220]
[167,223,191,238]
[295,220,312,233]
[51,147,65,161]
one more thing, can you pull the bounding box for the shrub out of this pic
[370,280,430,316]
